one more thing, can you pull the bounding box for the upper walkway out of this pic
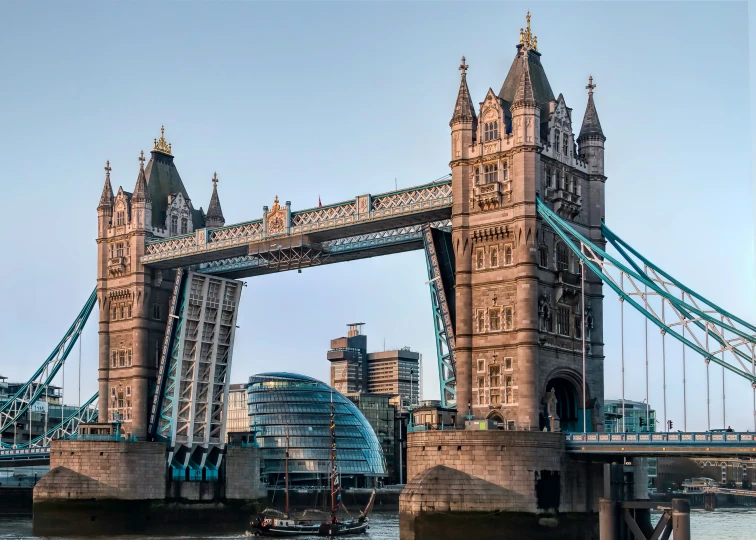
[141,179,452,276]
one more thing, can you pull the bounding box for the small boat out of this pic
[252,392,376,537]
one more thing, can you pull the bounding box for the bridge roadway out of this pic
[140,179,452,277]
[565,431,756,457]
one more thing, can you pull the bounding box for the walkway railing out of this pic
[565,432,756,445]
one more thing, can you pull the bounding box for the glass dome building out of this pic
[247,373,387,488]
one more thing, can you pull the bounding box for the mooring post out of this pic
[671,498,691,540]
[599,498,619,540]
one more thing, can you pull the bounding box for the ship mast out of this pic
[285,423,290,517]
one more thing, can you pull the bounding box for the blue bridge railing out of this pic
[565,432,756,445]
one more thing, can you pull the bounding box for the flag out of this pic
[318,196,322,207]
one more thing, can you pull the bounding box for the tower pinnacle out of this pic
[206,171,225,228]
[450,56,477,126]
[518,11,538,51]
[578,75,605,142]
[98,160,114,209]
[132,151,150,202]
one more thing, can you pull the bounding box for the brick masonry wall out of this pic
[401,430,601,515]
[34,440,166,501]
[225,445,267,500]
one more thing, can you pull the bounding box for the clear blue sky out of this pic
[1,1,754,431]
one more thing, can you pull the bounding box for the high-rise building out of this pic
[225,383,249,441]
[603,399,657,433]
[327,324,420,410]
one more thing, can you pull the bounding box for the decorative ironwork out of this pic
[142,179,452,265]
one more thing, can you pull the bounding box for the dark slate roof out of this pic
[450,71,477,127]
[144,150,205,229]
[578,93,605,141]
[498,46,554,116]
[512,68,536,106]
[206,182,224,225]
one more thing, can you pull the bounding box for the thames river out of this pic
[1,509,755,539]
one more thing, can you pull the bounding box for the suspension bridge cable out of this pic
[620,273,625,432]
[581,259,586,434]
[662,301,667,432]
[682,290,687,431]
[706,325,711,431]
[721,314,726,429]
[78,333,82,408]
[644,268,649,430]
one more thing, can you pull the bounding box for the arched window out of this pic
[476,249,485,270]
[557,243,569,272]
[180,217,188,235]
[490,246,498,267]
[170,215,178,235]
[504,245,513,265]
[484,163,498,184]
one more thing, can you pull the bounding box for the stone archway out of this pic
[486,410,505,427]
[542,375,583,433]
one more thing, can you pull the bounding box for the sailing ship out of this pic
[252,391,376,537]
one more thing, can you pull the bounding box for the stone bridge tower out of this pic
[450,14,606,431]
[95,129,224,439]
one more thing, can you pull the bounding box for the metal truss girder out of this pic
[536,198,756,385]
[157,272,242,467]
[0,290,97,436]
[198,220,452,277]
[423,224,457,408]
[141,178,452,268]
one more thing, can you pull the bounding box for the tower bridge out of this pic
[3,12,754,538]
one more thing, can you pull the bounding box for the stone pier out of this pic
[400,430,602,539]
[33,440,267,535]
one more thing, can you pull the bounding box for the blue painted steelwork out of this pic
[536,199,756,384]
[565,432,756,456]
[0,290,97,436]
[156,274,188,442]
[148,269,186,440]
[422,224,457,408]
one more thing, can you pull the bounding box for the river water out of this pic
[0,509,753,539]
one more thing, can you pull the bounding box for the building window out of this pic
[490,389,501,405]
[557,243,569,272]
[504,245,513,265]
[539,245,548,268]
[476,249,485,270]
[504,376,513,403]
[477,390,485,405]
[490,246,499,267]
[557,306,571,336]
[484,121,499,142]
[477,376,485,389]
[474,167,480,185]
[111,351,117,368]
[125,386,131,397]
[116,211,125,226]
[504,357,513,371]
[115,242,124,258]
[152,304,161,320]
[575,313,583,339]
[489,365,500,387]
[127,349,132,366]
[563,134,568,156]
[170,215,178,235]
[180,217,188,235]
[544,167,550,188]
[477,310,485,333]
[502,162,508,182]
[484,163,498,184]
[504,306,513,330]
[477,359,485,373]
[489,308,501,331]
[554,131,560,151]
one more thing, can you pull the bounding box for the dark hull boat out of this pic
[253,516,321,536]
[317,518,369,536]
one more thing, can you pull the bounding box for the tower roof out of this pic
[132,151,150,202]
[143,127,205,229]
[205,172,225,227]
[498,13,554,116]
[578,76,605,141]
[98,160,114,208]
[512,66,536,107]
[450,56,477,126]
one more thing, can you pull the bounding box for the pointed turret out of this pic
[98,160,114,209]
[578,76,605,142]
[512,66,536,107]
[205,172,225,228]
[450,56,477,129]
[132,151,150,202]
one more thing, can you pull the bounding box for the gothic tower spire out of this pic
[98,160,114,209]
[450,56,477,128]
[578,76,605,142]
[132,151,150,202]
[205,172,225,228]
